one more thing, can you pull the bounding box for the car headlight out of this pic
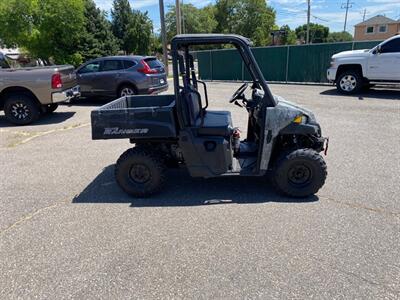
[293,115,307,124]
[330,58,336,67]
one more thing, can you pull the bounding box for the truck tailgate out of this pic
[56,65,77,89]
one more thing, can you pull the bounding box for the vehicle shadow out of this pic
[0,111,76,127]
[320,88,400,100]
[72,165,318,207]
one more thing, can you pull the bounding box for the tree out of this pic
[295,23,329,44]
[78,0,119,62]
[111,0,132,53]
[125,10,153,55]
[150,34,163,55]
[327,31,353,43]
[214,0,276,46]
[111,0,152,55]
[166,4,217,41]
[0,0,85,65]
[279,25,297,45]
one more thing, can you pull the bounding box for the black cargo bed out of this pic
[91,95,177,140]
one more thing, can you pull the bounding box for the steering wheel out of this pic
[229,83,248,103]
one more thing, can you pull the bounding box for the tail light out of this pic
[137,60,158,74]
[51,73,62,89]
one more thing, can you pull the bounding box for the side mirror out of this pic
[376,45,381,54]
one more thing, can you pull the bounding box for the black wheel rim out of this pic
[288,164,312,186]
[11,102,30,120]
[129,164,151,184]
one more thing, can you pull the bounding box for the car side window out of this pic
[79,62,100,74]
[101,60,124,72]
[380,38,400,53]
[123,60,136,69]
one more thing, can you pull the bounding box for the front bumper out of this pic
[327,68,337,82]
[52,85,80,103]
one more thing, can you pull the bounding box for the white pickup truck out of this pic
[327,35,400,93]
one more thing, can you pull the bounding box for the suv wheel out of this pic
[4,94,40,125]
[119,85,137,97]
[336,71,363,94]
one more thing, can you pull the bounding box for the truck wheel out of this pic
[272,149,327,198]
[336,71,363,94]
[118,85,137,97]
[43,103,59,113]
[4,94,40,125]
[115,147,166,197]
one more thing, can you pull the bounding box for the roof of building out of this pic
[355,15,399,26]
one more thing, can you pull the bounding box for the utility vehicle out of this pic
[91,34,328,198]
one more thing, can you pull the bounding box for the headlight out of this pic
[330,58,336,67]
[293,115,307,124]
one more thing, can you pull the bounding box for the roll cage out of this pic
[170,34,277,129]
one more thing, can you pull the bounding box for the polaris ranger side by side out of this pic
[91,34,328,198]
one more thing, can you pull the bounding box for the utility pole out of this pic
[341,0,354,32]
[176,0,181,35]
[362,9,367,21]
[306,0,311,44]
[182,0,185,34]
[159,0,168,76]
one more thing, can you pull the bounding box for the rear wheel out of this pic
[115,147,166,197]
[118,85,137,97]
[272,148,327,198]
[4,94,40,125]
[336,71,363,94]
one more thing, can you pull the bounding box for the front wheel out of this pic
[272,149,327,198]
[115,147,166,197]
[336,71,363,94]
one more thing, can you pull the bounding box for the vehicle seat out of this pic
[184,89,232,136]
[196,111,232,136]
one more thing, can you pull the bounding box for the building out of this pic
[354,15,400,41]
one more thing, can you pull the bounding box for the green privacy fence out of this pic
[196,40,382,83]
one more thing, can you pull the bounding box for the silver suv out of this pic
[76,56,168,99]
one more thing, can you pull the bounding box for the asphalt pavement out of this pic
[0,83,399,299]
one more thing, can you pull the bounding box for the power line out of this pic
[341,0,354,32]
[312,14,329,22]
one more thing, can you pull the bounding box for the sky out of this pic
[94,0,400,34]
